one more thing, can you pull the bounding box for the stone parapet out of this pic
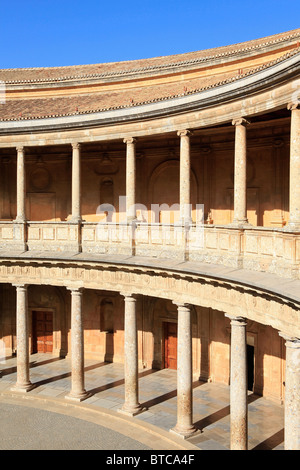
[1,221,300,279]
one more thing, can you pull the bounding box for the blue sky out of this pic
[1,0,300,68]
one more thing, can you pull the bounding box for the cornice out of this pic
[0,251,298,301]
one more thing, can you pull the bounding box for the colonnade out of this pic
[6,283,300,450]
[2,104,300,450]
[11,103,300,230]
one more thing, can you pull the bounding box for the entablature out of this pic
[0,52,299,146]
[0,252,299,339]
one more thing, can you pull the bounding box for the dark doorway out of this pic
[32,311,53,353]
[247,344,254,391]
[163,322,177,370]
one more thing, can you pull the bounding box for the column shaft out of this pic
[120,294,143,415]
[287,104,300,229]
[71,143,81,223]
[124,138,137,221]
[66,288,89,401]
[232,119,249,226]
[178,130,192,223]
[12,285,34,392]
[280,334,300,450]
[228,315,248,450]
[16,146,26,222]
[171,303,196,438]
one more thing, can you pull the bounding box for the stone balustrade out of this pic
[0,220,299,279]
[27,222,81,252]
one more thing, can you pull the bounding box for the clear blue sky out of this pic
[1,0,300,69]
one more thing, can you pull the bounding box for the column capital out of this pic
[12,284,28,290]
[173,301,191,309]
[71,142,81,150]
[123,137,137,145]
[225,314,247,326]
[121,292,137,301]
[16,146,25,153]
[67,287,84,294]
[177,129,193,138]
[232,117,250,127]
[287,102,300,111]
[279,332,300,346]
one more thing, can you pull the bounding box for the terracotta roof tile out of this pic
[0,28,300,84]
[1,30,299,122]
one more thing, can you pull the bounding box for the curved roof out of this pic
[2,28,300,83]
[0,28,300,123]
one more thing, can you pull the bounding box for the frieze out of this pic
[0,259,298,338]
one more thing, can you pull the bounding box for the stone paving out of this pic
[0,354,284,450]
[0,402,151,450]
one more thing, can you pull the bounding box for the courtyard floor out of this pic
[0,353,284,450]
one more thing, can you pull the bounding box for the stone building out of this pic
[0,28,299,450]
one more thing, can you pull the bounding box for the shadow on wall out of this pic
[0,284,286,402]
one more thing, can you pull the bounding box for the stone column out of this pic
[66,288,89,401]
[119,294,144,416]
[232,119,250,226]
[15,146,26,222]
[279,333,300,450]
[124,137,137,221]
[11,285,34,392]
[227,315,248,450]
[178,130,192,223]
[171,303,196,438]
[71,143,82,223]
[286,103,300,230]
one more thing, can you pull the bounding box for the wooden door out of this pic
[32,311,53,353]
[164,322,177,369]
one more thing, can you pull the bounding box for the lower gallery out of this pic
[0,283,285,399]
[0,27,300,450]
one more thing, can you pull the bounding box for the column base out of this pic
[65,390,91,402]
[126,217,137,224]
[178,218,193,226]
[11,382,35,393]
[68,217,82,224]
[228,220,252,229]
[170,424,198,440]
[283,222,300,232]
[118,404,147,417]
